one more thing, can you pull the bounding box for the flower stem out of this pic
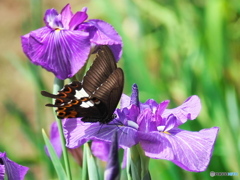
[53,77,72,180]
[129,144,151,180]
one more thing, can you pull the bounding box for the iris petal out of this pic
[81,20,123,61]
[0,152,29,180]
[44,9,59,28]
[0,165,5,179]
[156,100,170,117]
[60,4,73,29]
[120,94,131,108]
[138,108,157,132]
[140,99,158,112]
[139,127,219,172]
[162,95,201,125]
[91,141,110,161]
[163,114,177,131]
[63,118,138,148]
[21,27,90,80]
[69,11,88,30]
[138,131,174,159]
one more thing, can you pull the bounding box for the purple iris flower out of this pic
[21,4,122,80]
[137,105,219,172]
[0,152,28,180]
[62,84,219,172]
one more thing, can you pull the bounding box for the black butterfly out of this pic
[41,45,124,124]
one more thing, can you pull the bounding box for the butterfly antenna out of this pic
[116,120,129,135]
[106,120,127,135]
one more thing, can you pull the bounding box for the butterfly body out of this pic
[41,46,124,124]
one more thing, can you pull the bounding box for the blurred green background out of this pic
[0,0,239,179]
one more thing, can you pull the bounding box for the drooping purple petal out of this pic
[63,118,92,148]
[63,118,138,149]
[0,152,29,180]
[21,27,90,80]
[60,4,73,29]
[139,127,219,172]
[91,140,111,162]
[162,95,201,126]
[81,19,123,61]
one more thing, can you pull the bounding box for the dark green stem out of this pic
[53,77,72,180]
[129,144,151,180]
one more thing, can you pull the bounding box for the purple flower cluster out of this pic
[0,152,28,180]
[21,4,122,80]
[50,84,218,172]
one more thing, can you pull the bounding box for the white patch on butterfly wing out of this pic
[80,101,94,108]
[75,88,89,99]
[86,100,94,106]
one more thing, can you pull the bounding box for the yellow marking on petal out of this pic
[55,28,61,31]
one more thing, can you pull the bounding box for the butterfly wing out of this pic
[81,46,124,123]
[82,45,117,95]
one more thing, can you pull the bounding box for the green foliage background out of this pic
[0,0,239,179]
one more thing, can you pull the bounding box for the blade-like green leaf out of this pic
[82,143,88,180]
[85,143,100,180]
[42,129,67,180]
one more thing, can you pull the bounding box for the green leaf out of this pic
[84,143,100,180]
[42,129,67,180]
[82,143,88,180]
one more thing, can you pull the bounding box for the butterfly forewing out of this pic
[82,46,117,95]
